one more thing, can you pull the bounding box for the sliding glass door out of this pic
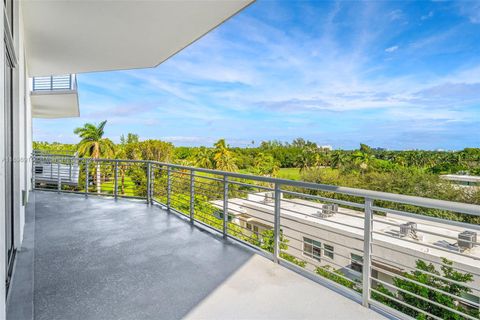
[4,0,16,294]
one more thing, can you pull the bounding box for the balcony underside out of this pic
[7,192,386,320]
[31,91,79,118]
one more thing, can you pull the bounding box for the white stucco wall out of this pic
[1,1,31,317]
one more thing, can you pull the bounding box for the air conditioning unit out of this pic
[316,204,338,218]
[263,192,275,203]
[399,222,417,238]
[458,231,477,250]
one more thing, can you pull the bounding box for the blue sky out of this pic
[34,0,480,150]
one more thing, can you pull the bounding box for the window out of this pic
[350,253,363,273]
[246,223,260,236]
[303,237,321,261]
[213,210,233,221]
[324,244,334,259]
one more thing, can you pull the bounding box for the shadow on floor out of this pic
[8,191,387,320]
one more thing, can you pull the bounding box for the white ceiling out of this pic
[22,0,253,76]
[31,92,80,118]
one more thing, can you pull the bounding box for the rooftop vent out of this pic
[315,204,338,218]
[399,222,419,240]
[263,192,275,204]
[458,231,477,251]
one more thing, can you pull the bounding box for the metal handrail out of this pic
[31,153,480,320]
[34,155,479,216]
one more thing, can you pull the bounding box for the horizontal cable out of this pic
[369,289,442,320]
[371,277,479,320]
[282,233,363,260]
[372,230,480,262]
[281,189,365,209]
[370,264,480,308]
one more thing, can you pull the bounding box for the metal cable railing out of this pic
[32,153,480,320]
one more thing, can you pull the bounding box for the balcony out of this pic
[31,75,80,118]
[9,154,480,319]
[7,192,386,320]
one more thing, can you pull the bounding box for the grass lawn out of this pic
[101,176,137,196]
[277,167,301,180]
[239,167,302,180]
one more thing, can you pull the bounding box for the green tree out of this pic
[253,152,279,176]
[372,258,479,320]
[74,120,115,193]
[351,151,375,175]
[213,139,238,172]
[257,229,306,267]
[359,143,373,154]
[195,147,213,169]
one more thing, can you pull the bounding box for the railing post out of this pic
[273,183,281,263]
[50,75,53,90]
[114,161,118,200]
[223,176,229,239]
[146,162,151,205]
[189,169,195,224]
[362,198,373,307]
[57,162,61,193]
[167,166,171,210]
[150,163,155,205]
[85,159,89,197]
[32,154,36,190]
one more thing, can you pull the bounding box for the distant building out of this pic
[441,174,480,187]
[212,192,480,309]
[319,145,333,151]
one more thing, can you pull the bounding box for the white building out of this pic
[441,174,480,188]
[213,192,480,309]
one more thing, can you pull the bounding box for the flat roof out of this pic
[441,174,480,183]
[214,194,480,271]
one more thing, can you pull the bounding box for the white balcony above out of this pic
[31,75,79,118]
[22,0,253,76]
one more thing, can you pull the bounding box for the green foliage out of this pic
[213,139,238,172]
[194,146,213,169]
[257,229,306,268]
[252,153,280,176]
[120,133,139,145]
[316,265,361,292]
[33,132,479,220]
[74,120,115,158]
[300,167,480,223]
[372,258,479,320]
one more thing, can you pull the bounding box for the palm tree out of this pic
[331,152,348,169]
[213,139,238,172]
[195,147,213,169]
[74,120,115,193]
[351,151,375,175]
[295,151,312,173]
[114,145,127,195]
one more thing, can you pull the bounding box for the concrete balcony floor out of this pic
[7,191,387,320]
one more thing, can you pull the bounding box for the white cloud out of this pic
[421,11,434,21]
[457,2,480,24]
[385,45,399,53]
